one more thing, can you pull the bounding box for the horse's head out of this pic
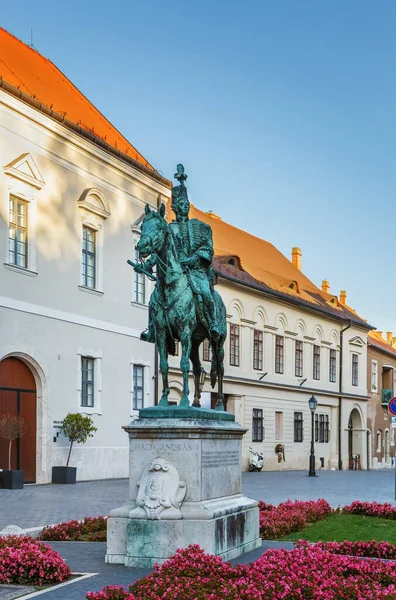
[137,203,167,258]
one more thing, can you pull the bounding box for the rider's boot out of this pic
[140,327,155,343]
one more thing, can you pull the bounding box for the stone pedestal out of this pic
[106,406,261,567]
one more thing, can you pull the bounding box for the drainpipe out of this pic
[338,320,352,470]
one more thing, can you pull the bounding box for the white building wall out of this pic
[168,279,369,471]
[0,88,170,482]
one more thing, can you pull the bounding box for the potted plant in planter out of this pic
[0,413,27,489]
[52,413,97,484]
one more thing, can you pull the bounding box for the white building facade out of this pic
[166,222,371,472]
[0,82,171,483]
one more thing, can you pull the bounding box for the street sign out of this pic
[388,397,396,416]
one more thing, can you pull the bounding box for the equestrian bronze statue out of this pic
[130,164,227,410]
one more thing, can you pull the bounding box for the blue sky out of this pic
[3,1,396,333]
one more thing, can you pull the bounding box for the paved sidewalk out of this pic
[0,469,395,531]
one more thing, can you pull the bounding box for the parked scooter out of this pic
[248,447,264,471]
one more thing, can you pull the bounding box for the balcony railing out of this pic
[382,389,393,405]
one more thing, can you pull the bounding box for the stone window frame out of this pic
[293,411,303,443]
[295,339,303,378]
[252,408,264,442]
[130,358,150,416]
[253,329,263,371]
[3,154,44,276]
[371,360,378,392]
[77,348,102,415]
[78,188,110,295]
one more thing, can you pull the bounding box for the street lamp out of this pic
[308,395,318,477]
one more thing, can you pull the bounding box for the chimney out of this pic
[377,331,383,340]
[339,290,347,305]
[392,336,396,347]
[292,247,302,271]
[386,332,392,345]
[321,279,330,293]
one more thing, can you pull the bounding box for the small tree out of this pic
[60,413,97,468]
[0,414,27,470]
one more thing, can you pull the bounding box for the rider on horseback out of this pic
[139,164,220,345]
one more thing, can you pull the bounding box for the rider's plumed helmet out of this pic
[171,164,189,210]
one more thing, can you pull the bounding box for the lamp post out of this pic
[308,394,318,477]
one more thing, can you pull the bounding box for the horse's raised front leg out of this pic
[157,332,169,406]
[180,332,192,407]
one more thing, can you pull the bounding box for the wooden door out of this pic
[0,358,37,482]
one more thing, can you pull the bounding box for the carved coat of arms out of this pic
[129,457,187,520]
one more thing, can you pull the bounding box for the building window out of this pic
[376,430,382,453]
[275,411,283,440]
[371,360,378,392]
[275,336,284,374]
[352,353,358,386]
[313,345,320,380]
[324,415,329,443]
[329,349,336,383]
[295,340,303,377]
[294,412,303,442]
[319,414,325,443]
[315,414,319,442]
[174,341,179,356]
[133,246,145,303]
[230,324,240,366]
[81,357,95,407]
[8,196,28,268]
[203,338,211,362]
[133,365,144,410]
[82,226,96,288]
[252,408,264,442]
[253,330,263,370]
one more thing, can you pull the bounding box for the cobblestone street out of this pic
[1,469,394,531]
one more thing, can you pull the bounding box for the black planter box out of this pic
[0,470,24,489]
[52,466,77,484]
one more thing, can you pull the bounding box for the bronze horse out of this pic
[136,204,227,410]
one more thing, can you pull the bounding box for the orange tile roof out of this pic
[368,331,396,357]
[166,201,371,327]
[0,27,154,170]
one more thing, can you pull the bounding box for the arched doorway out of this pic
[0,358,37,482]
[348,408,363,470]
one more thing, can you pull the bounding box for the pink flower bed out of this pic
[258,498,332,539]
[306,539,396,560]
[39,516,107,542]
[86,544,396,599]
[343,501,396,520]
[0,535,71,585]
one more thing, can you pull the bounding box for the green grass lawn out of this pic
[281,514,396,544]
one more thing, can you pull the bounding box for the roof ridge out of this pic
[0,26,155,171]
[193,204,277,249]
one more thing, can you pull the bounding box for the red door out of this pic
[0,358,37,482]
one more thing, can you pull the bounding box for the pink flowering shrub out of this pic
[0,535,71,585]
[86,586,136,599]
[39,516,107,542]
[258,498,332,539]
[86,544,396,599]
[308,539,396,560]
[343,501,396,520]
